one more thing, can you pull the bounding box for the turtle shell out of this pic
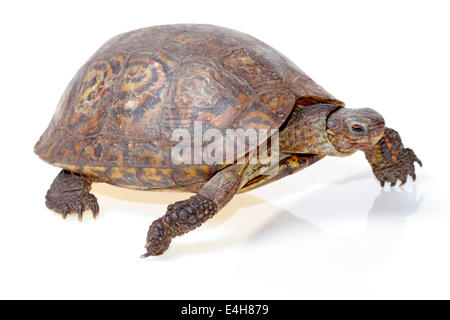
[35,24,343,190]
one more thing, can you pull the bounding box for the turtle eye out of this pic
[351,124,366,134]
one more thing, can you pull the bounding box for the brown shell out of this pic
[35,24,342,190]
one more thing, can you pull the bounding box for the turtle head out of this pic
[326,108,385,153]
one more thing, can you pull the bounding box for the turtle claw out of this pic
[46,170,100,220]
[90,203,100,219]
[46,190,99,221]
[62,206,69,219]
[77,206,83,222]
[400,177,407,186]
[376,148,422,188]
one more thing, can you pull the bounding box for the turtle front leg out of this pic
[142,164,246,257]
[364,127,422,187]
[45,170,99,221]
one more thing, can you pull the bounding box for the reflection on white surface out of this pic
[247,186,424,280]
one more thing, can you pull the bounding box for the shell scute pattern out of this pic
[101,136,133,167]
[108,51,177,139]
[138,168,176,189]
[221,45,285,90]
[77,137,103,163]
[80,165,107,178]
[240,90,296,130]
[172,166,214,186]
[68,54,125,136]
[133,140,171,168]
[161,59,255,140]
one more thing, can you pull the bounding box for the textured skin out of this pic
[240,153,324,192]
[364,128,422,186]
[326,108,385,153]
[34,24,343,191]
[279,104,346,156]
[46,170,99,221]
[142,195,217,256]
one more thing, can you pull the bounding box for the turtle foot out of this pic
[365,128,422,187]
[376,148,422,187]
[142,195,217,257]
[45,170,99,221]
[141,218,172,257]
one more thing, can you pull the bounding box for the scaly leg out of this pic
[46,170,99,221]
[142,164,246,257]
[364,127,422,187]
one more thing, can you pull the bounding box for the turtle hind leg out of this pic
[45,169,99,221]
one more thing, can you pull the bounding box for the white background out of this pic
[0,0,449,299]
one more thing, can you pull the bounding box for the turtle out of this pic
[35,24,422,257]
